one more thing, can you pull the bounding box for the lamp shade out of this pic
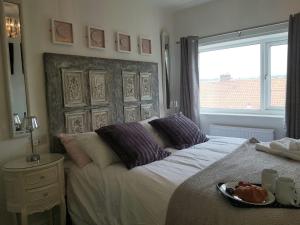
[13,113,21,125]
[23,116,38,131]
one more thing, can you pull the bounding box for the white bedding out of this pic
[67,136,246,225]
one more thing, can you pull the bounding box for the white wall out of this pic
[0,0,173,223]
[172,0,300,139]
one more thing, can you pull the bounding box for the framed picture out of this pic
[65,111,89,134]
[87,26,105,49]
[140,72,152,100]
[122,71,139,102]
[91,108,111,130]
[61,69,87,107]
[124,105,140,123]
[89,70,110,105]
[51,19,74,45]
[117,32,131,53]
[139,36,152,55]
[141,104,153,120]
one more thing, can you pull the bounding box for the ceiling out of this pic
[145,0,215,11]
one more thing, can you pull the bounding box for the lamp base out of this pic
[27,154,40,162]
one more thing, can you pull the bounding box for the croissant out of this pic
[234,185,268,203]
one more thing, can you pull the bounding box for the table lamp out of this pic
[13,113,21,131]
[23,116,40,162]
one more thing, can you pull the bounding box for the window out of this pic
[199,33,288,115]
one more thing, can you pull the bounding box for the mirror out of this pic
[161,31,171,110]
[1,0,28,137]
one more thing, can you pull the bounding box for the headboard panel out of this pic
[44,53,159,153]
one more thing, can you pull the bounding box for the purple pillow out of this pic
[95,122,170,169]
[149,113,208,150]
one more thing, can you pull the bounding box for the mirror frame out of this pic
[0,0,30,138]
[161,31,171,111]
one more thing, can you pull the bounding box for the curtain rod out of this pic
[176,20,289,44]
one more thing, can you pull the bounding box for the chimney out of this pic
[220,74,231,81]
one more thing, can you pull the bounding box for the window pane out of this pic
[270,44,287,108]
[199,44,261,110]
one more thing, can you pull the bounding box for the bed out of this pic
[43,54,300,225]
[67,136,246,225]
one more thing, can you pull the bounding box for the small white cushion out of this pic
[73,132,120,169]
[139,117,171,148]
[58,133,92,168]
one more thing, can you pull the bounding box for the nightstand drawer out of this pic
[24,166,57,189]
[27,184,59,202]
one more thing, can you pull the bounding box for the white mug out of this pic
[261,169,278,194]
[275,177,299,206]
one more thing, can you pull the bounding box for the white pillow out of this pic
[73,132,120,169]
[139,117,171,148]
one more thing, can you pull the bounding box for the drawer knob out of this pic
[40,176,45,179]
[43,193,49,197]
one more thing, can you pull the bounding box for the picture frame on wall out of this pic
[51,19,74,45]
[139,36,152,55]
[87,26,105,49]
[116,32,131,53]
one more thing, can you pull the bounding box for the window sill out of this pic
[200,111,284,119]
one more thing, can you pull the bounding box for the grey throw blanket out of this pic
[166,142,300,225]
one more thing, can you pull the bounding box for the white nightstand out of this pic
[2,153,65,225]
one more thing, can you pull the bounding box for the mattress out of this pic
[67,136,246,225]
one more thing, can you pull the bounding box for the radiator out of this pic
[209,124,274,142]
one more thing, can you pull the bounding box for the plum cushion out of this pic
[149,113,208,149]
[95,122,171,169]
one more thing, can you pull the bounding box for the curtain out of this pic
[286,13,300,138]
[180,36,200,125]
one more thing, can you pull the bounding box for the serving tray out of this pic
[216,182,300,209]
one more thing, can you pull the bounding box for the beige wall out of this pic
[0,0,173,223]
[172,0,300,138]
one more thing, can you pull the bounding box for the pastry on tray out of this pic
[233,181,268,203]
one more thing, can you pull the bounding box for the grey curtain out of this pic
[286,13,300,138]
[180,36,200,125]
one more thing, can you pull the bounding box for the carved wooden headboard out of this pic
[43,53,159,153]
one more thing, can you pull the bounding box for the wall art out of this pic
[117,32,131,53]
[139,36,152,55]
[87,26,105,49]
[51,19,74,45]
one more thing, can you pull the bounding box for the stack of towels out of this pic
[255,137,300,161]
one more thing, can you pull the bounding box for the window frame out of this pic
[199,33,288,115]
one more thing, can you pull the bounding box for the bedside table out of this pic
[2,153,65,225]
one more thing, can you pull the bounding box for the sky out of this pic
[199,44,287,80]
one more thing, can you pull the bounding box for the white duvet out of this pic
[67,136,246,225]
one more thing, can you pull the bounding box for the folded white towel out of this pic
[255,139,300,162]
[270,141,289,151]
[289,140,300,151]
[269,137,300,152]
[255,142,271,152]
